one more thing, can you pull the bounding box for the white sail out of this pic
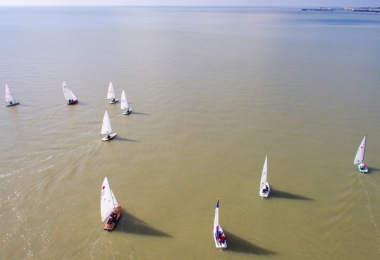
[107,81,115,100]
[70,90,77,101]
[354,135,366,165]
[101,111,112,135]
[5,84,16,103]
[62,81,74,101]
[260,156,268,186]
[214,199,219,228]
[121,90,128,110]
[111,190,118,206]
[100,177,118,222]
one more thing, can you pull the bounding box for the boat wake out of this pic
[359,175,380,254]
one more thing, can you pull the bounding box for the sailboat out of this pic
[259,155,270,198]
[101,177,121,231]
[5,83,20,107]
[121,90,132,115]
[107,81,118,104]
[101,110,117,141]
[213,198,227,249]
[354,135,368,173]
[62,81,78,105]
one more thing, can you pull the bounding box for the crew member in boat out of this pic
[218,231,226,243]
[110,212,117,223]
[262,185,269,193]
[360,164,367,170]
[111,98,116,103]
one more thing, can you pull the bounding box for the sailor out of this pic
[219,232,226,243]
[106,135,111,140]
[9,101,12,105]
[111,212,117,223]
[111,98,115,103]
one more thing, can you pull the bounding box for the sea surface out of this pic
[1,6,380,259]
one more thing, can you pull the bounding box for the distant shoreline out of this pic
[302,7,380,13]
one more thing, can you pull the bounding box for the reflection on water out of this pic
[8,105,19,118]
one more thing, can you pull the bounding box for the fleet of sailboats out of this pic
[101,110,117,141]
[213,198,227,249]
[101,177,121,231]
[4,78,375,240]
[121,90,132,115]
[259,155,270,198]
[354,135,368,173]
[62,81,78,105]
[5,83,20,107]
[107,81,118,104]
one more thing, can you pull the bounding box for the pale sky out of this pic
[0,0,379,7]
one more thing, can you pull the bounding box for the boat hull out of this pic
[67,100,78,105]
[104,205,121,231]
[259,182,270,198]
[123,109,132,115]
[101,133,117,141]
[358,163,368,173]
[109,99,119,104]
[213,226,227,249]
[6,102,19,107]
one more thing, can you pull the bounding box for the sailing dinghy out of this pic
[5,84,20,107]
[101,177,121,231]
[107,81,118,104]
[101,110,117,141]
[213,198,227,249]
[121,90,132,115]
[354,135,368,173]
[259,156,270,198]
[62,81,78,105]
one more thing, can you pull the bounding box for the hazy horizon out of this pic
[0,0,379,7]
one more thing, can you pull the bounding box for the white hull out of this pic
[213,198,227,249]
[358,163,369,173]
[213,226,227,249]
[109,99,119,104]
[101,133,117,141]
[259,182,270,198]
[123,109,132,115]
[6,101,19,107]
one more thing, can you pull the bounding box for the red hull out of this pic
[67,100,78,105]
